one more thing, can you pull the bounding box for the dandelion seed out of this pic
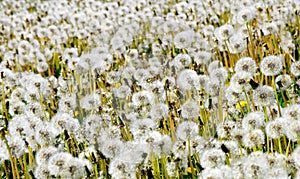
[217,120,236,139]
[166,161,176,177]
[205,80,222,97]
[34,164,51,179]
[261,22,279,36]
[109,157,136,179]
[48,152,73,177]
[199,167,224,179]
[264,167,288,179]
[291,146,300,168]
[224,85,245,105]
[35,122,56,145]
[208,61,223,74]
[228,34,246,54]
[50,112,80,136]
[113,85,131,99]
[243,155,269,179]
[132,90,155,107]
[130,118,156,139]
[260,55,283,76]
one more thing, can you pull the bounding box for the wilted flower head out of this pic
[260,55,283,76]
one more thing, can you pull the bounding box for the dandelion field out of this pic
[0,0,300,178]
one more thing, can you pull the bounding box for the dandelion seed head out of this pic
[260,55,283,76]
[286,120,300,141]
[80,93,101,111]
[36,146,59,166]
[265,117,287,139]
[174,53,192,67]
[230,72,252,91]
[193,50,212,65]
[100,139,124,159]
[214,24,234,41]
[180,101,200,119]
[275,74,292,90]
[242,111,265,131]
[283,104,300,120]
[290,61,300,77]
[291,146,300,168]
[174,30,193,49]
[176,121,199,141]
[253,85,275,106]
[176,69,199,92]
[228,34,246,54]
[209,67,228,84]
[208,61,223,74]
[130,118,156,139]
[200,149,226,168]
[242,129,265,148]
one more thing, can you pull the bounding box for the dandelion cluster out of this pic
[0,0,299,178]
